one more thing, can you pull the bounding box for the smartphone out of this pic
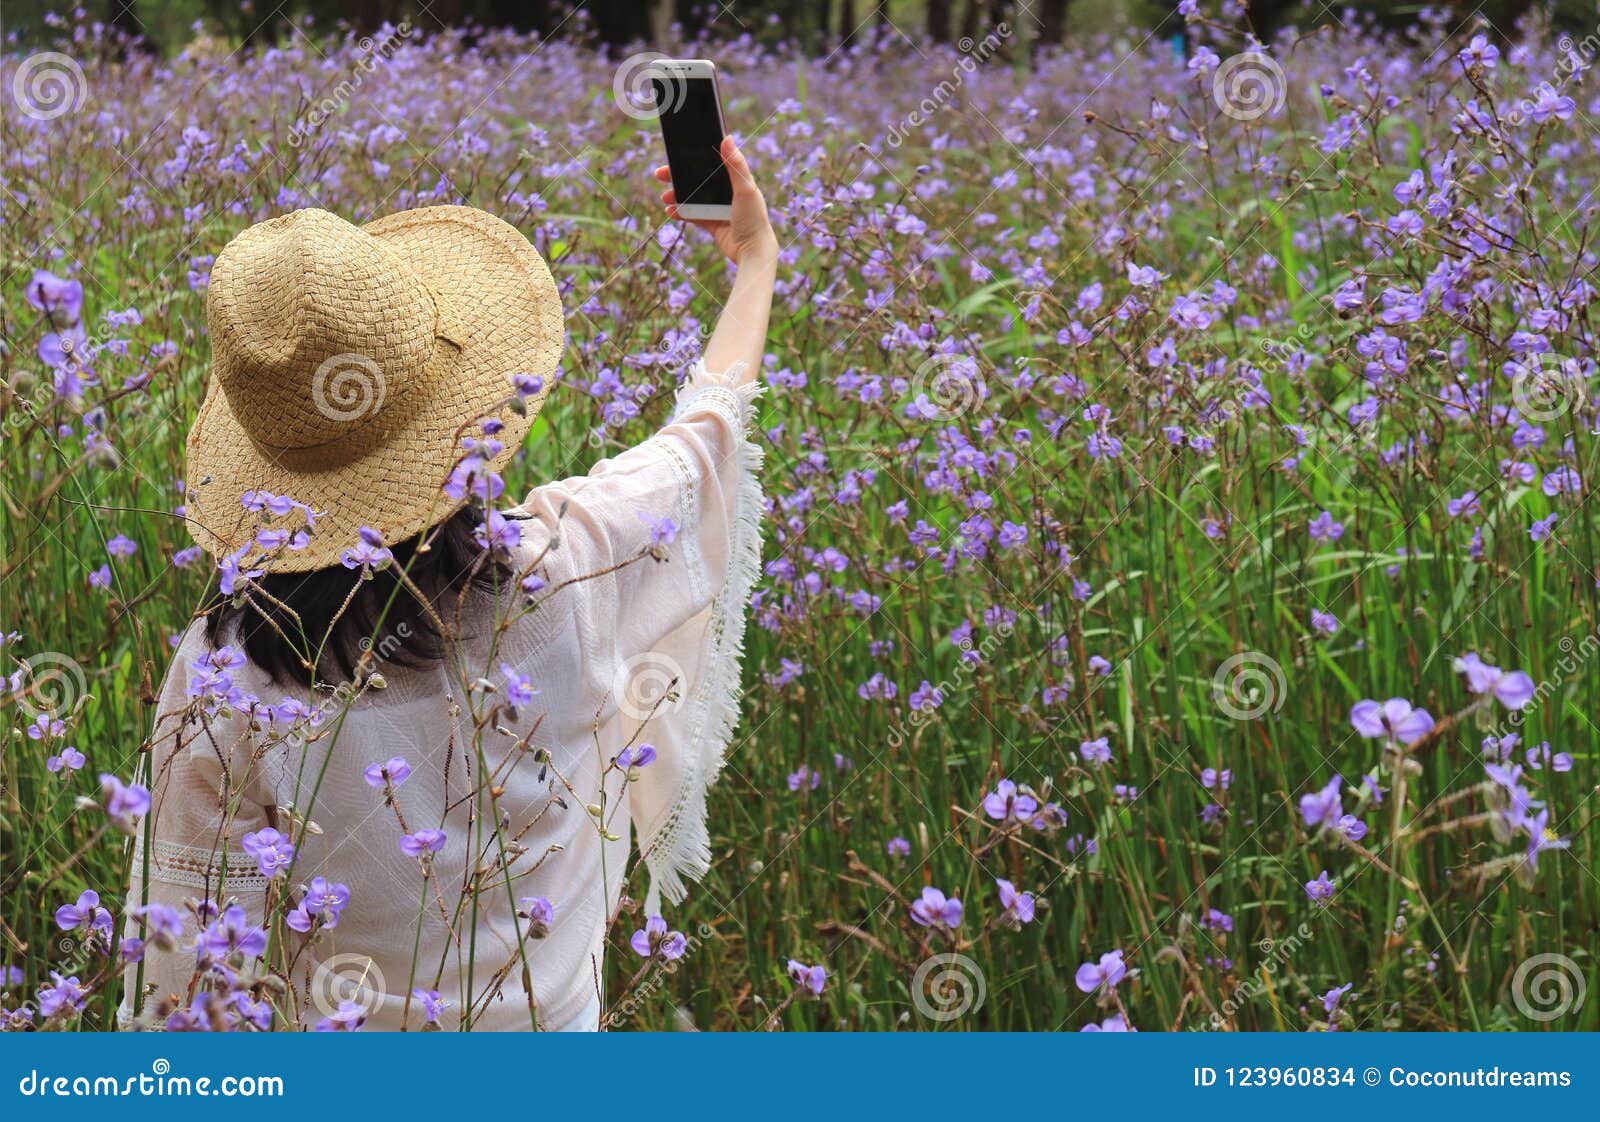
[647,58,733,222]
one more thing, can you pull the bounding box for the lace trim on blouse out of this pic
[130,838,269,894]
[639,362,765,911]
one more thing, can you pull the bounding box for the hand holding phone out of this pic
[654,137,775,267]
[648,59,731,220]
[647,59,776,266]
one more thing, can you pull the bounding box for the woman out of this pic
[121,139,776,1031]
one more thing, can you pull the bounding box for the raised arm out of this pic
[655,135,778,385]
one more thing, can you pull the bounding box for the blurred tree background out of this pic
[0,0,1586,54]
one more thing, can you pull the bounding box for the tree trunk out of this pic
[959,0,981,44]
[1038,0,1066,46]
[650,0,675,46]
[927,0,951,42]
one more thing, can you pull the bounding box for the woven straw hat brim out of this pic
[185,206,562,574]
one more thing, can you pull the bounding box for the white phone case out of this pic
[651,59,732,222]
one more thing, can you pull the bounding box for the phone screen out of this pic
[653,73,732,208]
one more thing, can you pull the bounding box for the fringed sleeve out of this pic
[515,360,764,911]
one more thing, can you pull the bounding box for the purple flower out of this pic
[399,829,447,857]
[444,441,506,505]
[162,994,218,1032]
[1078,737,1112,765]
[1305,870,1335,905]
[363,756,412,789]
[786,959,827,995]
[1299,776,1343,831]
[27,711,64,742]
[1453,653,1535,711]
[1308,510,1345,542]
[313,1000,368,1031]
[39,322,90,373]
[909,886,963,928]
[241,827,295,878]
[1349,698,1435,745]
[1447,490,1482,519]
[1074,949,1129,994]
[286,877,350,932]
[54,890,112,938]
[106,534,137,558]
[98,773,150,832]
[132,903,183,950]
[510,372,544,398]
[617,743,657,769]
[996,879,1036,925]
[27,271,85,327]
[1335,815,1368,841]
[217,547,264,595]
[908,680,944,711]
[638,511,679,549]
[630,914,688,960]
[412,988,450,1025]
[470,509,521,557]
[1203,908,1233,933]
[517,896,555,937]
[1126,261,1166,288]
[786,764,821,792]
[1457,33,1499,69]
[1525,742,1572,772]
[1322,982,1354,1016]
[233,993,273,1031]
[1522,807,1570,876]
[45,746,85,773]
[856,672,898,701]
[340,526,393,570]
[1310,609,1338,636]
[982,779,1038,824]
[199,905,267,961]
[500,662,539,712]
[886,836,911,858]
[37,972,89,1019]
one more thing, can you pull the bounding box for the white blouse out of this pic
[122,361,763,1031]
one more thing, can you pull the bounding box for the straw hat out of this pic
[185,205,562,574]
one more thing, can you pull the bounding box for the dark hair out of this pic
[205,507,513,687]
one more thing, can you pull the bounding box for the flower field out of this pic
[2,7,1598,1031]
